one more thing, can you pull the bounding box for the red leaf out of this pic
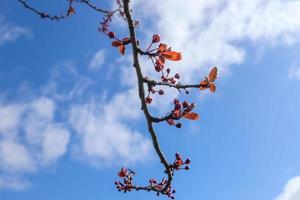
[199,86,209,90]
[119,45,125,55]
[199,79,209,90]
[183,112,200,120]
[208,67,218,82]
[181,103,195,116]
[152,34,160,43]
[122,37,131,45]
[173,109,181,118]
[155,59,164,67]
[67,7,75,16]
[107,31,115,39]
[209,83,216,93]
[118,168,127,178]
[112,40,122,47]
[161,51,182,61]
[157,43,167,53]
[176,159,184,166]
[158,56,165,64]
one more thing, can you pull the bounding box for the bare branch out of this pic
[17,0,68,20]
[122,0,173,194]
[144,78,203,90]
[78,0,111,13]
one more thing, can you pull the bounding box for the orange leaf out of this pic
[155,59,164,67]
[182,103,195,116]
[183,112,200,120]
[122,37,131,45]
[161,51,182,61]
[208,67,218,82]
[112,40,122,47]
[158,56,165,64]
[199,86,209,90]
[157,43,167,53]
[118,168,127,178]
[67,7,75,16]
[176,159,184,166]
[119,45,125,55]
[173,109,181,118]
[209,83,216,93]
[199,80,209,90]
[200,79,209,85]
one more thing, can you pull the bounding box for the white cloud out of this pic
[41,61,94,101]
[24,97,57,146]
[0,97,70,189]
[275,176,300,200]
[133,0,300,81]
[24,97,71,165]
[1,0,300,192]
[69,89,152,166]
[0,104,24,138]
[0,140,35,173]
[0,57,152,189]
[0,18,30,46]
[0,176,30,190]
[30,97,55,121]
[41,124,70,164]
[288,66,300,80]
[89,49,105,70]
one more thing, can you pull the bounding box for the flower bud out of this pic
[158,89,164,95]
[108,31,115,39]
[174,73,180,79]
[152,34,160,43]
[145,96,152,104]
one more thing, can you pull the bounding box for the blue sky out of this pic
[1,0,300,200]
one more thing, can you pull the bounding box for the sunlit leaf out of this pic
[208,67,218,82]
[118,167,128,178]
[157,43,167,53]
[176,159,184,166]
[122,37,131,45]
[161,51,182,61]
[158,56,165,64]
[67,6,75,16]
[119,45,125,55]
[209,83,216,93]
[173,109,181,118]
[112,40,122,47]
[199,80,209,90]
[183,112,200,120]
[181,103,196,116]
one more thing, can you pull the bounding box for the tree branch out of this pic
[144,77,203,90]
[122,0,173,194]
[78,0,111,14]
[17,0,68,20]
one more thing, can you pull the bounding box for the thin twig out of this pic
[79,0,111,13]
[144,78,203,90]
[17,0,68,20]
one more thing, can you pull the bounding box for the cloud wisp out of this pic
[275,176,300,200]
[0,60,152,190]
[0,18,30,46]
[133,0,300,82]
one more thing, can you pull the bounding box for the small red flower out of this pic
[145,96,153,104]
[67,6,75,16]
[158,89,164,95]
[152,34,160,43]
[108,31,115,39]
[118,167,128,178]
